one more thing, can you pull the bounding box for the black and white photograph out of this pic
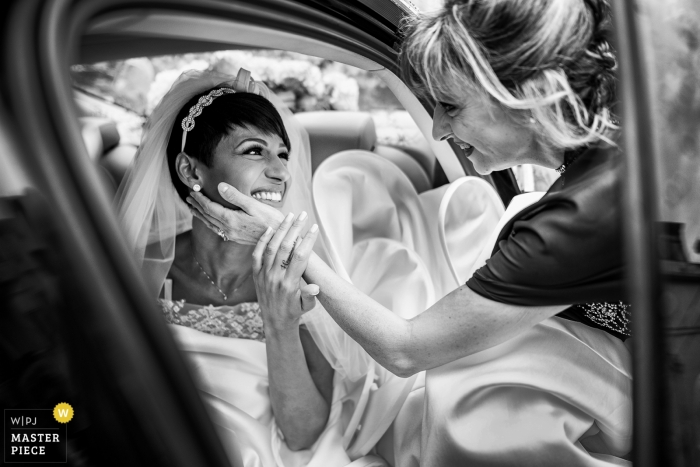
[1,0,699,466]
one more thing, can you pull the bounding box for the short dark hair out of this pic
[166,91,291,201]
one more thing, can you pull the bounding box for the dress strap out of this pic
[163,278,173,301]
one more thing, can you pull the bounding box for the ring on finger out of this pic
[217,228,229,242]
[280,240,297,269]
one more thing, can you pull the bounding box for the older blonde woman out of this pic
[189,0,632,465]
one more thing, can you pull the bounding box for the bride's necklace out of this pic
[191,249,251,302]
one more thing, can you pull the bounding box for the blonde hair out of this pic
[401,0,618,150]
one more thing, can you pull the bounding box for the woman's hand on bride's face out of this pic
[187,182,285,245]
[252,211,320,333]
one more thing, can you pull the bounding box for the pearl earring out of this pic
[529,117,536,124]
[193,184,201,192]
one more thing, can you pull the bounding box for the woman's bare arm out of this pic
[189,184,569,376]
[264,322,333,450]
[252,214,331,450]
[300,252,568,377]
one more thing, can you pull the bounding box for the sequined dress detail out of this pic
[575,302,631,337]
[160,299,265,342]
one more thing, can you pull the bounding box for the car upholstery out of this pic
[295,111,433,193]
[81,110,434,196]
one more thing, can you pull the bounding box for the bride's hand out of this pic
[187,182,285,245]
[252,211,321,333]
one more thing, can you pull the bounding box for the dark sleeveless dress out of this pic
[466,144,631,340]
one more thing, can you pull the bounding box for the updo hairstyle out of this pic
[400,0,618,150]
[166,91,291,201]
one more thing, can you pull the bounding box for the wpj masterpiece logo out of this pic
[4,403,73,463]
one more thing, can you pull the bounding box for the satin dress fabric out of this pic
[312,150,505,466]
[313,150,631,466]
[423,186,633,466]
[156,150,502,467]
[168,322,387,467]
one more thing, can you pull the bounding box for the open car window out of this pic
[638,0,700,265]
[72,49,441,194]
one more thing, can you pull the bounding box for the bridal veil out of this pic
[114,68,372,383]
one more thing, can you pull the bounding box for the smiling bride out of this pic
[115,69,383,467]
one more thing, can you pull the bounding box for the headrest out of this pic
[295,111,377,172]
[79,117,120,160]
[373,145,431,193]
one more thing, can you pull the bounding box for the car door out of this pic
[613,1,700,466]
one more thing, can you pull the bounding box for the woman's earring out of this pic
[529,117,536,124]
[193,184,201,192]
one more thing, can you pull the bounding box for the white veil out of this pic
[115,69,371,382]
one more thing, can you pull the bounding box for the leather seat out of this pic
[295,111,377,173]
[373,145,431,194]
[82,110,434,197]
[296,111,433,193]
[79,117,137,197]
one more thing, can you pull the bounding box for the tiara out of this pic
[180,87,236,153]
[179,68,257,153]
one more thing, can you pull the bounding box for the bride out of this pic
[115,69,384,467]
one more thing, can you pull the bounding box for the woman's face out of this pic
[198,125,291,210]
[432,88,558,174]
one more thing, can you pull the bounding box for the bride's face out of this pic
[199,125,291,209]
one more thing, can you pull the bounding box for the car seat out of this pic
[82,110,435,197]
[79,117,137,196]
[295,111,433,193]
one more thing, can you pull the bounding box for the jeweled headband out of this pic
[180,88,235,153]
[179,68,255,153]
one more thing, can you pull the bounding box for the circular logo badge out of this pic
[53,403,74,423]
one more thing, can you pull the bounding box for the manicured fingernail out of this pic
[310,224,318,233]
[285,212,294,223]
[309,285,320,296]
[186,197,192,204]
[298,211,307,222]
[264,226,273,235]
[219,183,229,193]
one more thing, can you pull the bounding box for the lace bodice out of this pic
[159,299,265,342]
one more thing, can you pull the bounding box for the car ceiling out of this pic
[75,0,519,199]
[78,0,408,66]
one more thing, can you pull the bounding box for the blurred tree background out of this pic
[71,50,417,147]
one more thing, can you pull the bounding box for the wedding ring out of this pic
[217,228,229,242]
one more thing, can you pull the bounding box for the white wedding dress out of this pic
[121,66,631,465]
[139,147,631,467]
[159,299,377,467]
[152,148,507,467]
[311,150,632,467]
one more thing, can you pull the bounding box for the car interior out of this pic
[2,0,698,466]
[62,7,516,465]
[79,9,500,184]
[77,90,437,197]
